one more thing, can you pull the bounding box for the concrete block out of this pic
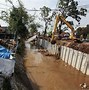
[60,46,64,60]
[42,39,44,47]
[44,40,46,48]
[54,44,57,54]
[40,39,42,46]
[86,55,89,75]
[81,53,88,74]
[44,40,47,48]
[65,47,70,63]
[76,51,83,70]
[51,44,55,55]
[45,40,48,48]
[62,46,67,61]
[56,45,59,55]
[47,42,51,53]
[68,48,73,65]
[71,50,78,68]
[46,41,49,49]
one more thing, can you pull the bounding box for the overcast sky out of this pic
[0,0,89,27]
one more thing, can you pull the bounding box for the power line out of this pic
[0,2,89,12]
[26,8,59,11]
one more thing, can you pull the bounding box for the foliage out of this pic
[40,6,51,19]
[16,39,25,55]
[0,11,9,23]
[40,6,55,35]
[29,22,42,35]
[47,31,52,37]
[57,0,87,34]
[76,25,89,39]
[9,3,29,39]
[0,0,30,40]
[57,0,87,22]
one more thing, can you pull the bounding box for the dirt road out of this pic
[24,43,89,90]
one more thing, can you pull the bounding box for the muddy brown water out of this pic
[24,42,89,90]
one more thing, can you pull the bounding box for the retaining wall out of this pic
[39,39,89,75]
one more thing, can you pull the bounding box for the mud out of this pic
[24,43,89,90]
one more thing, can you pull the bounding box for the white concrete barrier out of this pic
[43,39,45,48]
[65,47,70,63]
[54,44,57,55]
[40,39,42,46]
[62,46,65,61]
[71,50,78,68]
[68,48,73,65]
[42,39,44,47]
[60,46,63,59]
[80,53,88,74]
[47,42,52,54]
[39,39,89,75]
[55,45,59,55]
[63,46,67,62]
[44,40,49,48]
[46,41,49,49]
[86,55,89,75]
[76,51,83,70]
[27,35,37,42]
[51,45,55,55]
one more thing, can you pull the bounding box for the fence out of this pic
[39,39,89,75]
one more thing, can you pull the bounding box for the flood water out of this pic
[24,42,89,90]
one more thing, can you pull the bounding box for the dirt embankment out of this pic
[39,36,89,54]
[56,39,89,54]
[67,42,89,54]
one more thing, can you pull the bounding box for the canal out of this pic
[24,42,89,90]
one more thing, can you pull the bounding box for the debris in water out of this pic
[38,49,47,52]
[80,83,88,89]
[65,64,67,67]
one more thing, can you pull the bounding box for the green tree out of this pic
[57,0,87,32]
[0,0,30,40]
[76,27,83,38]
[40,6,55,36]
[29,22,42,35]
[76,25,89,39]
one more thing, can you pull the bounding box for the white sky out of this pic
[0,0,89,27]
[0,0,58,26]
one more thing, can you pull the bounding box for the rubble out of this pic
[67,42,89,54]
[80,83,89,89]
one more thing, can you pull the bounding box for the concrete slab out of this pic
[71,50,78,68]
[68,48,73,65]
[76,51,83,70]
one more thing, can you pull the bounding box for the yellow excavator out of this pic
[51,15,76,44]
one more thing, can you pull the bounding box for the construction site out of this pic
[0,0,89,90]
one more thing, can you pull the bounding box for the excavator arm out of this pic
[59,15,75,39]
[51,15,76,43]
[52,15,60,40]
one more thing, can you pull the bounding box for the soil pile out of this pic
[67,42,89,54]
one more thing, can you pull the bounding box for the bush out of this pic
[16,39,25,56]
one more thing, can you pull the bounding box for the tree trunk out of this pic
[44,22,47,36]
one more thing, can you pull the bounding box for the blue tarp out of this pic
[0,45,11,59]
